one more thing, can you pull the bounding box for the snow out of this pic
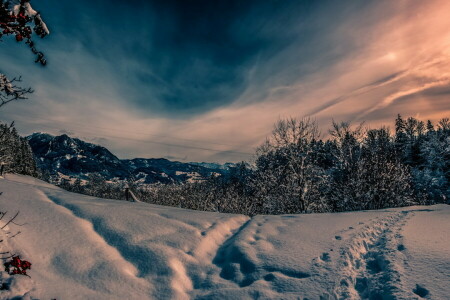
[401,209,450,299]
[1,174,449,299]
[175,171,203,183]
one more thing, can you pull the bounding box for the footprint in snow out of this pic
[320,252,331,262]
[397,244,406,251]
[413,284,429,298]
[263,273,276,281]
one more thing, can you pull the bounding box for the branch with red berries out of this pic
[4,255,31,276]
[0,0,50,65]
[0,211,32,277]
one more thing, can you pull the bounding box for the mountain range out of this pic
[27,133,232,184]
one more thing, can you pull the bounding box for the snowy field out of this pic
[0,174,449,299]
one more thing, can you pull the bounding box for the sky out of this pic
[1,0,449,163]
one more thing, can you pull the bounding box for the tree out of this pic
[394,114,408,160]
[0,0,49,108]
[327,121,365,211]
[426,120,434,133]
[328,123,412,211]
[0,121,37,175]
[413,118,450,203]
[438,118,450,132]
[360,127,412,209]
[252,118,329,214]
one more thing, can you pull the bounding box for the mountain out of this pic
[27,133,230,184]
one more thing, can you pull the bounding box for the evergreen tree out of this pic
[360,128,412,209]
[426,120,434,133]
[0,121,37,176]
[395,114,407,151]
[413,118,450,203]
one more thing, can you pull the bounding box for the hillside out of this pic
[1,174,449,299]
[27,133,231,185]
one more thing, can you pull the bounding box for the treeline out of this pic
[0,122,37,176]
[59,115,449,215]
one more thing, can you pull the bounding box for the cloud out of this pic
[59,129,74,135]
[0,0,449,162]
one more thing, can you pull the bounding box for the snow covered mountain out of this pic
[1,174,449,299]
[27,133,230,184]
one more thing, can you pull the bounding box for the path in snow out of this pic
[192,211,413,299]
[1,174,449,299]
[0,175,248,299]
[334,210,413,299]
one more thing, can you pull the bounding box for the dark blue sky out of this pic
[39,0,350,116]
[1,0,449,162]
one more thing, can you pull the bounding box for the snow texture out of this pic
[0,174,449,299]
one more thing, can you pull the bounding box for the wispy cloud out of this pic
[0,0,449,162]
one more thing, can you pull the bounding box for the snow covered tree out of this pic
[395,114,408,158]
[413,118,450,203]
[213,162,255,214]
[438,119,450,192]
[0,121,37,176]
[326,121,365,211]
[252,118,329,214]
[0,0,49,108]
[328,123,412,211]
[360,128,412,209]
[403,117,426,167]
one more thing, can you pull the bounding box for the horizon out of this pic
[1,0,450,163]
[26,112,446,164]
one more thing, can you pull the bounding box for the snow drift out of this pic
[0,174,449,299]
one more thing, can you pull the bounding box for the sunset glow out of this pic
[0,0,449,162]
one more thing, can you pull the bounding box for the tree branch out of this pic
[1,211,20,230]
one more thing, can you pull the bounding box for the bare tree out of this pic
[253,117,329,214]
[0,75,33,108]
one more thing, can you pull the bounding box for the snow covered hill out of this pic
[0,175,449,299]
